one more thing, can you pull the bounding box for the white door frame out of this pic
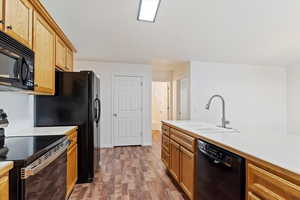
[111,74,144,147]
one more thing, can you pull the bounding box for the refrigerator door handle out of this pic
[95,98,101,123]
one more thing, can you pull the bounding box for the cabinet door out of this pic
[169,139,180,182]
[0,0,4,31]
[247,162,300,200]
[55,36,66,70]
[33,12,55,94]
[180,146,195,200]
[66,48,73,72]
[67,144,78,197]
[161,148,169,168]
[0,175,9,200]
[5,0,33,48]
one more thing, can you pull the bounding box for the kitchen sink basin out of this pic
[195,127,239,134]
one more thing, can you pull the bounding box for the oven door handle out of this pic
[21,140,69,179]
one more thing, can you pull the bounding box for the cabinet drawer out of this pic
[161,148,169,168]
[170,128,195,152]
[162,125,170,136]
[162,134,170,152]
[247,162,300,200]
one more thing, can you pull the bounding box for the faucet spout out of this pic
[205,95,229,128]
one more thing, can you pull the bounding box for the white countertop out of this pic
[162,120,300,175]
[5,126,78,137]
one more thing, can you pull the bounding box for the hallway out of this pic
[69,132,187,200]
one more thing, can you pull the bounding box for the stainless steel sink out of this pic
[195,127,239,134]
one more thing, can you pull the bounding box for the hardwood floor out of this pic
[69,131,187,200]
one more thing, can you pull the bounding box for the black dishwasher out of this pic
[196,140,245,200]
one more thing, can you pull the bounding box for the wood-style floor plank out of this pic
[69,131,187,200]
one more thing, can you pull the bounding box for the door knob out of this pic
[113,113,117,117]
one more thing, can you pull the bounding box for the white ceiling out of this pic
[41,0,300,66]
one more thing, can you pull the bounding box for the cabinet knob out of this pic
[6,25,12,30]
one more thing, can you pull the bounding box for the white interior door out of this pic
[180,78,189,120]
[152,82,170,130]
[113,76,143,146]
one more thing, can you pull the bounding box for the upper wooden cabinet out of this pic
[5,0,33,49]
[0,0,3,31]
[55,35,67,70]
[66,48,73,72]
[33,11,55,94]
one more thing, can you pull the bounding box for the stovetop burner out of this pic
[0,135,67,166]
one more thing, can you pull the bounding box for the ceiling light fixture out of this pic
[137,0,161,23]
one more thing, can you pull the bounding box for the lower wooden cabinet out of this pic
[162,125,196,200]
[248,192,262,200]
[169,139,180,182]
[161,148,169,168]
[180,146,195,200]
[0,174,9,200]
[247,161,300,200]
[66,131,78,198]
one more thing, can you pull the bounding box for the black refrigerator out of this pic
[34,71,101,183]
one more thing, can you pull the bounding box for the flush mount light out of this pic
[137,0,161,23]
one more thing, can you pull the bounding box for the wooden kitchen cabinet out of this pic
[33,11,55,94]
[0,175,9,200]
[67,131,78,198]
[67,144,78,197]
[66,48,73,72]
[180,146,195,200]
[248,192,261,200]
[169,139,180,182]
[161,124,196,200]
[0,0,4,31]
[0,162,13,200]
[55,35,67,70]
[5,0,33,49]
[247,161,300,200]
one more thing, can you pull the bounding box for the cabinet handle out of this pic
[0,20,4,24]
[34,84,38,87]
[6,25,12,30]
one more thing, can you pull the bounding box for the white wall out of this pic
[190,62,287,135]
[0,93,33,134]
[75,60,152,147]
[152,70,173,82]
[172,63,191,120]
[287,65,300,135]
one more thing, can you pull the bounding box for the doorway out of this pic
[112,75,143,146]
[152,82,171,133]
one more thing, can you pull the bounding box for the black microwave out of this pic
[0,31,34,91]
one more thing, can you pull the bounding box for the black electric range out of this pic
[0,135,69,200]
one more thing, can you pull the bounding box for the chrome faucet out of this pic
[205,95,230,128]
